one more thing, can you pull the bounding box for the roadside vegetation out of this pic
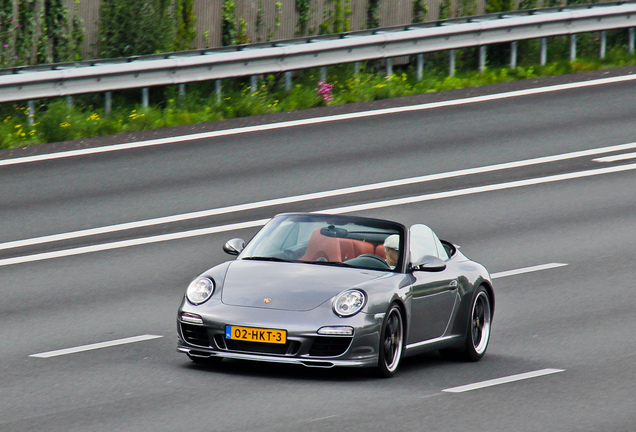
[1,31,635,149]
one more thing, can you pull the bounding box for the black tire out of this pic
[440,286,492,362]
[376,304,404,378]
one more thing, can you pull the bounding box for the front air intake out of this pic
[180,323,210,347]
[308,336,352,357]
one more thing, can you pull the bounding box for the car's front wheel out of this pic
[376,304,404,378]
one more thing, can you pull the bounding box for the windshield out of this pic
[241,214,405,272]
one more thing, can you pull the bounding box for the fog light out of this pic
[181,313,203,324]
[317,326,354,336]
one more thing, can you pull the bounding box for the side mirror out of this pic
[410,255,446,272]
[223,238,245,255]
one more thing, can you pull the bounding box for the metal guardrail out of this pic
[2,2,636,104]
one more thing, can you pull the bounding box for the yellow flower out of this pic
[60,122,71,128]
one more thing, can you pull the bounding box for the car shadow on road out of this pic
[179,351,451,382]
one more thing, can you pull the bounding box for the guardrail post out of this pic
[105,92,112,115]
[600,31,607,59]
[27,100,35,126]
[354,62,361,75]
[215,80,222,103]
[250,76,257,93]
[319,67,327,83]
[142,88,149,108]
[66,96,73,108]
[479,46,486,73]
[540,38,547,66]
[449,50,456,76]
[178,84,186,102]
[629,28,635,54]
[416,54,424,81]
[510,41,517,69]
[386,58,393,77]
[285,71,293,92]
[570,34,577,61]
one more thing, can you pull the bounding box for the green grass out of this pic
[2,42,635,150]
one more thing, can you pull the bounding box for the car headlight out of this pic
[186,277,214,305]
[333,289,366,317]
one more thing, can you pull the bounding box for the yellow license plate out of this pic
[225,325,287,344]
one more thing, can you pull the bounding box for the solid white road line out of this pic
[443,368,565,393]
[593,152,636,163]
[2,141,635,253]
[2,163,635,267]
[0,219,270,267]
[319,163,636,214]
[2,73,636,168]
[29,334,163,358]
[491,263,568,279]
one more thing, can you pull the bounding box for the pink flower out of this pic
[314,81,334,103]
[3,44,8,48]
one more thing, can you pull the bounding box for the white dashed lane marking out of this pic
[593,152,636,163]
[29,334,163,358]
[443,369,565,393]
[490,263,568,279]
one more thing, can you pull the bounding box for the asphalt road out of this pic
[1,75,635,432]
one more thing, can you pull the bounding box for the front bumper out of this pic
[177,300,382,368]
[177,345,376,368]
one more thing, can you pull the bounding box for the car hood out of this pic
[221,259,388,311]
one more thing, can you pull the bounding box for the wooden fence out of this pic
[66,0,547,59]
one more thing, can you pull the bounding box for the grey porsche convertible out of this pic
[177,213,494,377]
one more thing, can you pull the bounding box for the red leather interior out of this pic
[301,229,376,262]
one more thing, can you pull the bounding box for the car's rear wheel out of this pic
[376,304,404,378]
[467,288,492,360]
[440,286,492,362]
